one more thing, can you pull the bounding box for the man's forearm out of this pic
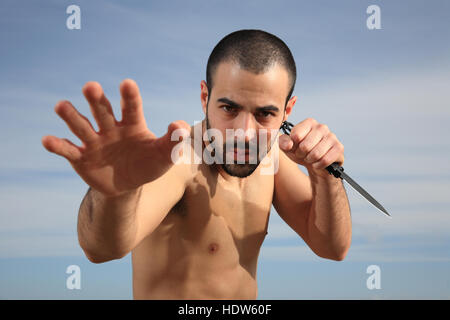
[306,169,352,261]
[77,186,143,263]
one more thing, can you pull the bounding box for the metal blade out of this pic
[279,122,391,218]
[340,171,391,218]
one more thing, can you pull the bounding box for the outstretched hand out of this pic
[42,79,191,196]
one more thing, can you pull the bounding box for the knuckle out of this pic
[78,127,90,138]
[319,123,328,131]
[308,151,320,162]
[318,156,330,167]
[291,133,301,144]
[306,117,316,124]
[319,161,328,169]
[299,142,310,153]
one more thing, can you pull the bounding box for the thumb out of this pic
[156,120,191,157]
[278,134,294,152]
[278,133,302,165]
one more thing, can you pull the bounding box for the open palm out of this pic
[42,79,190,197]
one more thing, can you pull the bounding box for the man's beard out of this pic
[205,114,272,178]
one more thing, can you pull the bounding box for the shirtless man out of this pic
[41,29,351,299]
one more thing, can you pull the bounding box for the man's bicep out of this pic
[273,148,313,243]
[132,163,189,248]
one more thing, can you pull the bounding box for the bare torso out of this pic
[131,124,275,299]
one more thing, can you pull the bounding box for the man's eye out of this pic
[258,111,274,118]
[222,106,236,113]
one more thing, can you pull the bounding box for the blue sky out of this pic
[1,0,450,299]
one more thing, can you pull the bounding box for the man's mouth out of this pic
[233,148,249,156]
[230,148,251,162]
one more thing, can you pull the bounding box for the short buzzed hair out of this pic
[206,29,297,107]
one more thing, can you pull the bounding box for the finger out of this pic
[311,144,343,170]
[42,135,83,162]
[82,82,117,133]
[278,134,294,151]
[304,134,333,164]
[290,118,316,145]
[120,79,146,126]
[156,120,191,160]
[54,100,98,145]
[297,124,329,158]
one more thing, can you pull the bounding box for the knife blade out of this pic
[280,120,391,217]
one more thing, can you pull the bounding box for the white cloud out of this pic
[295,62,450,177]
[300,62,450,119]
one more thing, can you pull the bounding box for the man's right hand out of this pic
[42,79,191,197]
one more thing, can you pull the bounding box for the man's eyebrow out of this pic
[217,97,242,108]
[217,97,280,113]
[256,105,280,113]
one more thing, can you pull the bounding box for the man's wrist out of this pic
[306,165,337,184]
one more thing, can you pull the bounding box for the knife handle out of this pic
[279,122,345,179]
[326,162,344,178]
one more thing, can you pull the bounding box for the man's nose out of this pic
[240,113,257,141]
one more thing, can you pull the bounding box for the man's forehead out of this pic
[214,60,289,83]
[212,62,289,105]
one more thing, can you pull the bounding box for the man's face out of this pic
[201,61,296,178]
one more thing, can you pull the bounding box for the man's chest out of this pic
[172,168,273,261]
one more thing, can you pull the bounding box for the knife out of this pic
[280,120,391,217]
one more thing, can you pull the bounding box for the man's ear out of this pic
[283,96,297,121]
[200,80,209,115]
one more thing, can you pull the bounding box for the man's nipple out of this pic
[208,242,219,254]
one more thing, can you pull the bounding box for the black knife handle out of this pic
[326,162,344,178]
[279,121,345,179]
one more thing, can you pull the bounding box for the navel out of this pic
[208,242,219,254]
